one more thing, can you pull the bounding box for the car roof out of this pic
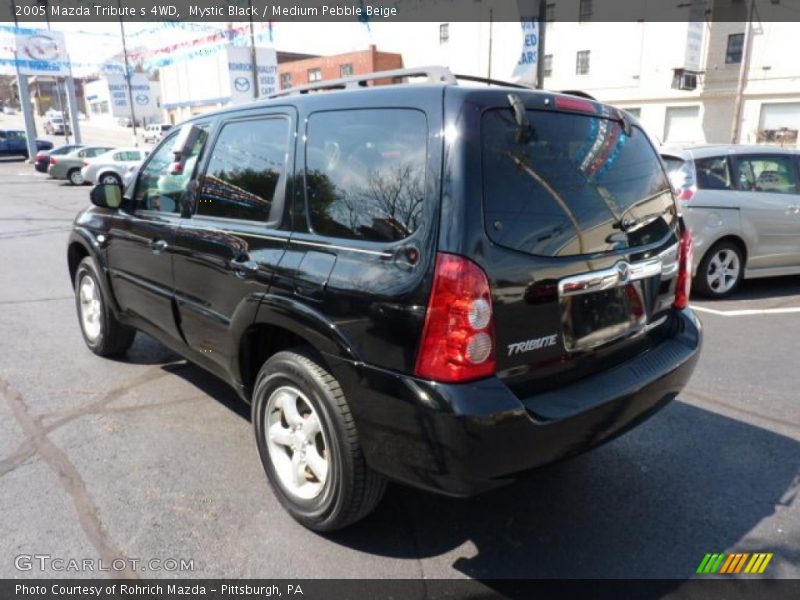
[661,144,800,160]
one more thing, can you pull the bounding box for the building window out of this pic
[576,50,590,75]
[439,23,449,44]
[546,3,555,21]
[579,0,593,22]
[340,63,354,77]
[308,68,322,83]
[726,33,745,64]
[543,55,553,77]
[280,72,292,89]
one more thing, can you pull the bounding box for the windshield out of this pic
[482,108,672,257]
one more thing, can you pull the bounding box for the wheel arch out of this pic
[701,234,748,269]
[237,296,359,400]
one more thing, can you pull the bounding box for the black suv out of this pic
[67,67,701,531]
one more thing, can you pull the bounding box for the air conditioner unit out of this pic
[672,69,699,91]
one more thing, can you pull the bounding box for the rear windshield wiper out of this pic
[507,93,532,143]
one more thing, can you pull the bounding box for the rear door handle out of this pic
[230,257,259,276]
[150,239,168,253]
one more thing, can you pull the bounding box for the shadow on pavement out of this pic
[694,275,800,303]
[327,401,799,584]
[127,334,799,585]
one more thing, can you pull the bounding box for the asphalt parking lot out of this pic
[0,157,798,586]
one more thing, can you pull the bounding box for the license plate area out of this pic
[560,283,647,351]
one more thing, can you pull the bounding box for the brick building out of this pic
[277,45,403,89]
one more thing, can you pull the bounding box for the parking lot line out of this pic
[691,305,800,317]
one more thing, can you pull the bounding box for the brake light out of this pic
[83,161,89,167]
[554,96,597,114]
[415,253,496,383]
[49,157,56,165]
[676,185,696,201]
[673,228,694,309]
[36,151,44,159]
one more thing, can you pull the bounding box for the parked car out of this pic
[143,123,172,144]
[2,106,16,115]
[44,116,71,135]
[122,161,143,187]
[34,143,85,173]
[0,129,52,158]
[49,146,114,184]
[67,67,700,532]
[81,147,148,186]
[661,145,800,298]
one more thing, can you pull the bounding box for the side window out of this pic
[734,156,798,194]
[305,109,428,242]
[133,129,207,213]
[694,156,732,190]
[197,117,290,222]
[77,149,88,158]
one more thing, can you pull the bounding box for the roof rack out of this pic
[268,65,457,98]
[452,74,534,90]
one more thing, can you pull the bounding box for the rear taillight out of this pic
[415,253,496,383]
[676,185,696,201]
[674,228,694,309]
[83,161,89,167]
[49,157,56,165]
[36,151,44,159]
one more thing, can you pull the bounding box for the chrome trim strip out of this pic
[558,242,681,298]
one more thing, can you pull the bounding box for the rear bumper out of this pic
[327,308,701,497]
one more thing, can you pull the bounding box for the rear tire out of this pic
[68,168,84,186]
[99,172,122,186]
[74,257,136,356]
[694,241,744,298]
[252,349,386,532]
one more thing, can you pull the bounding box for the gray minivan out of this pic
[662,145,800,297]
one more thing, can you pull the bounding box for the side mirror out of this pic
[90,184,122,209]
[169,124,204,175]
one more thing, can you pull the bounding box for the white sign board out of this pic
[684,0,707,71]
[511,19,539,84]
[227,46,279,105]
[15,29,70,77]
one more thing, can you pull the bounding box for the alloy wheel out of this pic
[78,274,102,342]
[706,248,741,295]
[264,385,329,500]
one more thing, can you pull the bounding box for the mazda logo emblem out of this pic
[234,77,251,92]
[616,262,630,284]
[135,94,149,105]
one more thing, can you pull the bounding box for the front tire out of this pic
[74,257,135,356]
[694,241,744,298]
[252,350,386,532]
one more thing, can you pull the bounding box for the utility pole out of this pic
[536,0,547,89]
[487,8,493,80]
[10,0,38,161]
[118,0,139,145]
[731,0,755,144]
[249,0,259,99]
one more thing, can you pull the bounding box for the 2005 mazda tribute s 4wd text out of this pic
[66,67,701,531]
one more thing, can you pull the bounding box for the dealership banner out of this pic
[510,18,539,85]
[227,46,279,103]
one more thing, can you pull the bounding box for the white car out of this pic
[143,123,172,144]
[81,148,149,186]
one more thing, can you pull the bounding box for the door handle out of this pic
[150,239,168,253]
[230,257,259,276]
